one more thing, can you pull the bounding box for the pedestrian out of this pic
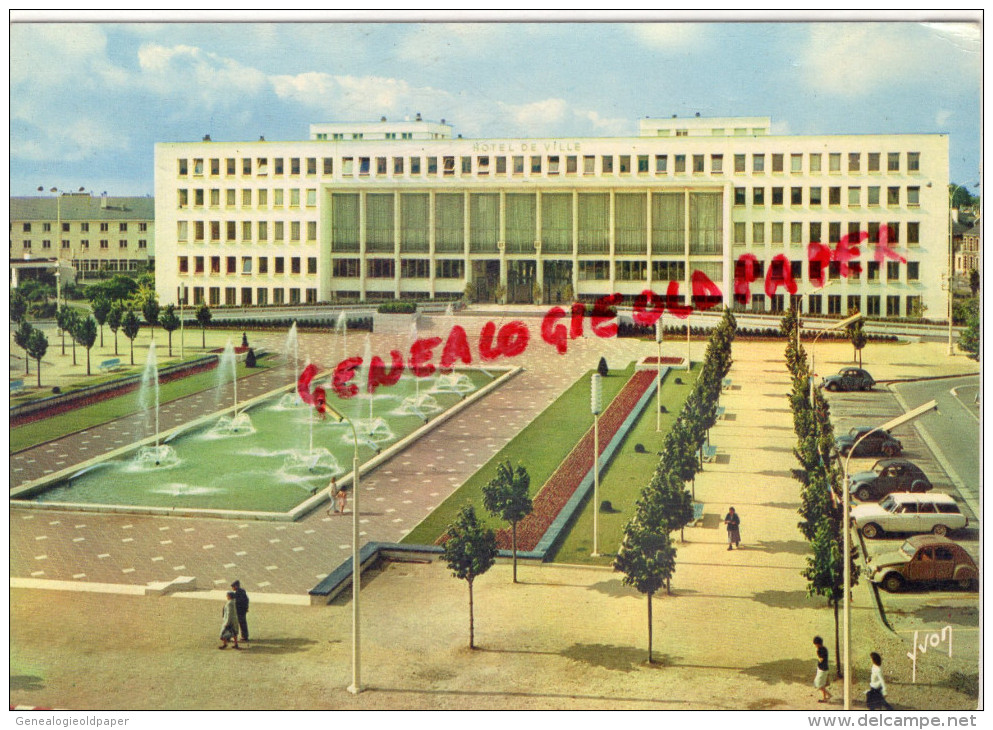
[231,580,249,645]
[327,477,340,515]
[241,332,248,348]
[866,652,893,710]
[219,592,240,650]
[723,506,741,550]
[335,483,349,515]
[813,636,831,703]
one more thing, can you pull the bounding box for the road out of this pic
[890,374,981,516]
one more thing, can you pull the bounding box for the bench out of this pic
[699,444,718,463]
[722,377,732,391]
[98,358,122,373]
[691,501,705,526]
[10,379,25,394]
[715,405,726,420]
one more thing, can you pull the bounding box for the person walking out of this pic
[866,652,894,710]
[231,580,249,645]
[219,592,240,650]
[723,506,741,550]
[335,482,349,515]
[813,636,831,703]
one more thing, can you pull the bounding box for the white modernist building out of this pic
[154,115,948,319]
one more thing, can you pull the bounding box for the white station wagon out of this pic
[852,492,968,539]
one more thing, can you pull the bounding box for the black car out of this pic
[822,367,876,392]
[835,426,902,458]
[849,458,933,501]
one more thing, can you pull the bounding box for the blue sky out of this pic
[8,17,982,197]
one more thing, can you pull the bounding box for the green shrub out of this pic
[376,301,418,314]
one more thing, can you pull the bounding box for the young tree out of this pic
[159,304,181,357]
[14,320,34,375]
[846,317,867,368]
[195,303,212,348]
[482,460,533,583]
[969,269,980,297]
[63,308,80,365]
[55,305,75,356]
[597,356,609,377]
[442,505,498,650]
[637,468,695,545]
[91,296,112,348]
[121,309,141,365]
[107,301,124,356]
[26,328,49,388]
[142,297,160,343]
[613,519,676,664]
[74,316,98,375]
[10,289,28,325]
[958,299,979,361]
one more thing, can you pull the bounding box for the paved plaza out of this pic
[9,318,981,710]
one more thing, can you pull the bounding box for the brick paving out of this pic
[10,317,663,595]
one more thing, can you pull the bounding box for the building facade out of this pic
[9,194,156,279]
[154,116,948,319]
[955,221,981,275]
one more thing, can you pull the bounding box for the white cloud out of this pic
[500,98,569,130]
[137,43,268,103]
[935,110,953,128]
[395,23,508,64]
[576,109,629,136]
[630,23,705,51]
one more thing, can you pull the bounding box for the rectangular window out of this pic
[867,261,880,281]
[210,189,220,207]
[733,222,746,244]
[887,261,900,280]
[907,262,920,280]
[584,155,595,174]
[771,222,784,244]
[772,187,784,205]
[887,296,900,316]
[290,221,300,241]
[829,153,841,172]
[241,256,252,274]
[790,154,802,173]
[210,256,220,274]
[178,159,188,176]
[290,158,300,175]
[306,158,317,175]
[291,257,301,274]
[513,156,524,174]
[226,189,236,207]
[359,157,371,175]
[828,295,842,315]
[290,189,300,208]
[809,222,822,244]
[734,187,746,206]
[178,256,189,273]
[868,153,880,172]
[888,186,900,206]
[752,154,765,173]
[275,257,285,274]
[258,257,268,274]
[808,294,822,314]
[226,221,236,241]
[530,156,542,174]
[734,154,746,173]
[323,157,333,175]
[258,221,268,241]
[549,155,561,174]
[752,222,765,244]
[638,155,649,173]
[711,154,723,173]
[443,156,455,176]
[753,187,765,206]
[829,187,841,206]
[342,157,354,175]
[256,157,268,175]
[907,222,920,244]
[193,158,204,175]
[790,222,803,244]
[177,221,188,241]
[602,155,613,173]
[829,222,841,243]
[274,222,284,241]
[907,187,920,206]
[848,187,860,206]
[436,259,466,279]
[195,256,205,274]
[307,221,317,241]
[567,156,578,174]
[226,256,236,274]
[400,259,430,278]
[887,152,900,172]
[693,155,705,173]
[366,258,392,278]
[210,221,220,241]
[274,158,284,175]
[848,153,860,172]
[242,221,252,241]
[243,158,252,175]
[772,154,784,172]
[809,153,821,173]
[674,155,686,173]
[307,257,317,275]
[907,152,920,172]
[394,157,405,175]
[810,186,822,205]
[618,155,630,173]
[376,157,388,175]
[867,186,880,206]
[791,187,803,205]
[411,157,421,174]
[331,258,358,278]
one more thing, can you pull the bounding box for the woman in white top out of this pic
[867,652,893,710]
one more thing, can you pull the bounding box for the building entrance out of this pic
[472,260,501,303]
[543,260,573,305]
[507,260,536,304]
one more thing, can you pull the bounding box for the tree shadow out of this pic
[749,539,813,556]
[741,657,811,685]
[756,445,795,453]
[751,589,815,609]
[10,675,45,691]
[561,642,678,673]
[587,578,636,598]
[754,470,794,478]
[904,605,978,627]
[759,501,802,510]
[239,637,320,655]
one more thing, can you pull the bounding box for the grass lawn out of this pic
[401,364,635,545]
[548,362,700,566]
[9,358,273,454]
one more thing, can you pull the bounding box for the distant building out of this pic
[955,220,981,275]
[154,115,948,319]
[9,193,155,280]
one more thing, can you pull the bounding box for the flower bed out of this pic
[494,369,657,552]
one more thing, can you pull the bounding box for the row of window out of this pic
[187,286,318,307]
[733,221,921,246]
[331,259,466,279]
[73,259,142,272]
[178,187,317,209]
[313,132,415,140]
[175,150,924,180]
[734,185,921,208]
[177,255,317,276]
[16,239,149,250]
[17,221,149,233]
[177,220,317,243]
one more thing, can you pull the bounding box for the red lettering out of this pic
[570,302,585,339]
[691,270,724,311]
[874,224,907,264]
[541,306,568,354]
[409,337,442,378]
[367,350,405,395]
[497,321,530,357]
[440,325,473,368]
[297,363,327,415]
[632,289,665,326]
[478,321,501,361]
[332,357,362,399]
[834,232,865,278]
[591,293,622,338]
[665,280,692,319]
[807,242,832,288]
[733,254,760,305]
[764,253,798,298]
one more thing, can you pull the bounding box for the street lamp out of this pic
[590,373,603,557]
[38,186,64,306]
[840,399,938,710]
[323,403,363,694]
[809,311,862,405]
[179,283,188,360]
[655,319,664,432]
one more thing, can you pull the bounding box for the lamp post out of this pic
[809,311,862,405]
[179,283,187,360]
[590,373,603,557]
[39,187,64,306]
[840,399,938,709]
[324,404,363,694]
[655,318,664,432]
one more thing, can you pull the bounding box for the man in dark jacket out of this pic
[231,580,250,643]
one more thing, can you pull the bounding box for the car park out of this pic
[867,534,978,592]
[835,426,902,458]
[852,492,968,539]
[849,459,933,501]
[822,367,875,392]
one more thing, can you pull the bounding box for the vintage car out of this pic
[852,492,968,539]
[849,459,933,502]
[868,534,978,592]
[822,367,876,392]
[835,426,902,458]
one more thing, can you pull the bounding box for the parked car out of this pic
[852,492,968,539]
[822,367,876,392]
[835,426,902,458]
[849,459,933,502]
[868,534,978,592]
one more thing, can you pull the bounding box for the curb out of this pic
[876,372,979,385]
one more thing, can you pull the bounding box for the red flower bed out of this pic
[494,370,656,551]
